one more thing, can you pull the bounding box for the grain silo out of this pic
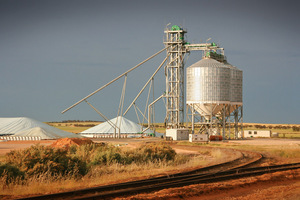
[225,62,243,109]
[186,54,243,139]
[225,62,243,139]
[186,58,230,119]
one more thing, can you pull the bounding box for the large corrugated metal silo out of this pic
[186,57,243,138]
[225,62,243,113]
[225,62,243,103]
[186,58,231,119]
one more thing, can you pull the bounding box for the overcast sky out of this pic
[1,0,299,124]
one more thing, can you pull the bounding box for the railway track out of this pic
[18,162,299,200]
[17,148,263,200]
[77,163,300,200]
[77,162,300,200]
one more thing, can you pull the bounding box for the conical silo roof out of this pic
[189,58,228,68]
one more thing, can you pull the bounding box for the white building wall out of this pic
[166,129,189,140]
[189,134,208,142]
[244,130,271,138]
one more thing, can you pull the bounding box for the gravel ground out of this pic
[228,138,300,146]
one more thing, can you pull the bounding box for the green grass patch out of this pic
[54,126,90,133]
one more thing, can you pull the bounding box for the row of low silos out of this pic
[186,58,242,119]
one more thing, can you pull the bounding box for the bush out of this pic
[90,146,122,165]
[2,142,182,186]
[69,143,100,163]
[6,145,87,177]
[87,143,177,166]
[292,126,300,131]
[138,143,176,162]
[0,163,24,184]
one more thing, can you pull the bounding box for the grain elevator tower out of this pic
[164,25,189,139]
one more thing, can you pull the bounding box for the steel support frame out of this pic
[229,105,243,139]
[61,47,168,114]
[186,104,243,139]
[186,103,225,135]
[221,104,243,139]
[61,47,168,138]
[164,27,187,129]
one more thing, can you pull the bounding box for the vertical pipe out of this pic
[241,106,244,138]
[228,105,231,139]
[192,104,194,134]
[148,105,151,130]
[210,104,213,136]
[223,104,226,139]
[152,78,155,134]
[235,109,238,139]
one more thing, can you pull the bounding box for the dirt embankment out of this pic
[51,138,93,149]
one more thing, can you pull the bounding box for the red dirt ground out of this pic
[0,140,54,155]
[0,138,299,199]
[120,169,300,200]
[50,138,93,149]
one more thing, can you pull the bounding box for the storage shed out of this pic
[244,130,271,138]
[189,134,208,142]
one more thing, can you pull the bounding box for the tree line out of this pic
[244,124,300,131]
[49,120,103,123]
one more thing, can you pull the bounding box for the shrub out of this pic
[6,145,87,177]
[137,143,176,162]
[69,143,100,163]
[292,126,300,131]
[90,147,122,165]
[0,163,24,184]
[88,143,177,166]
[2,142,182,186]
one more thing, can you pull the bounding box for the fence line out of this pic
[0,136,42,141]
[92,134,128,138]
[80,134,128,138]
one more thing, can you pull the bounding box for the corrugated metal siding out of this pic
[225,62,243,103]
[186,58,230,102]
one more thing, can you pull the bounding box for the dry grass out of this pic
[1,163,174,197]
[264,146,300,160]
[1,142,231,198]
[47,121,102,133]
[0,153,215,198]
[194,142,300,163]
[2,140,298,199]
